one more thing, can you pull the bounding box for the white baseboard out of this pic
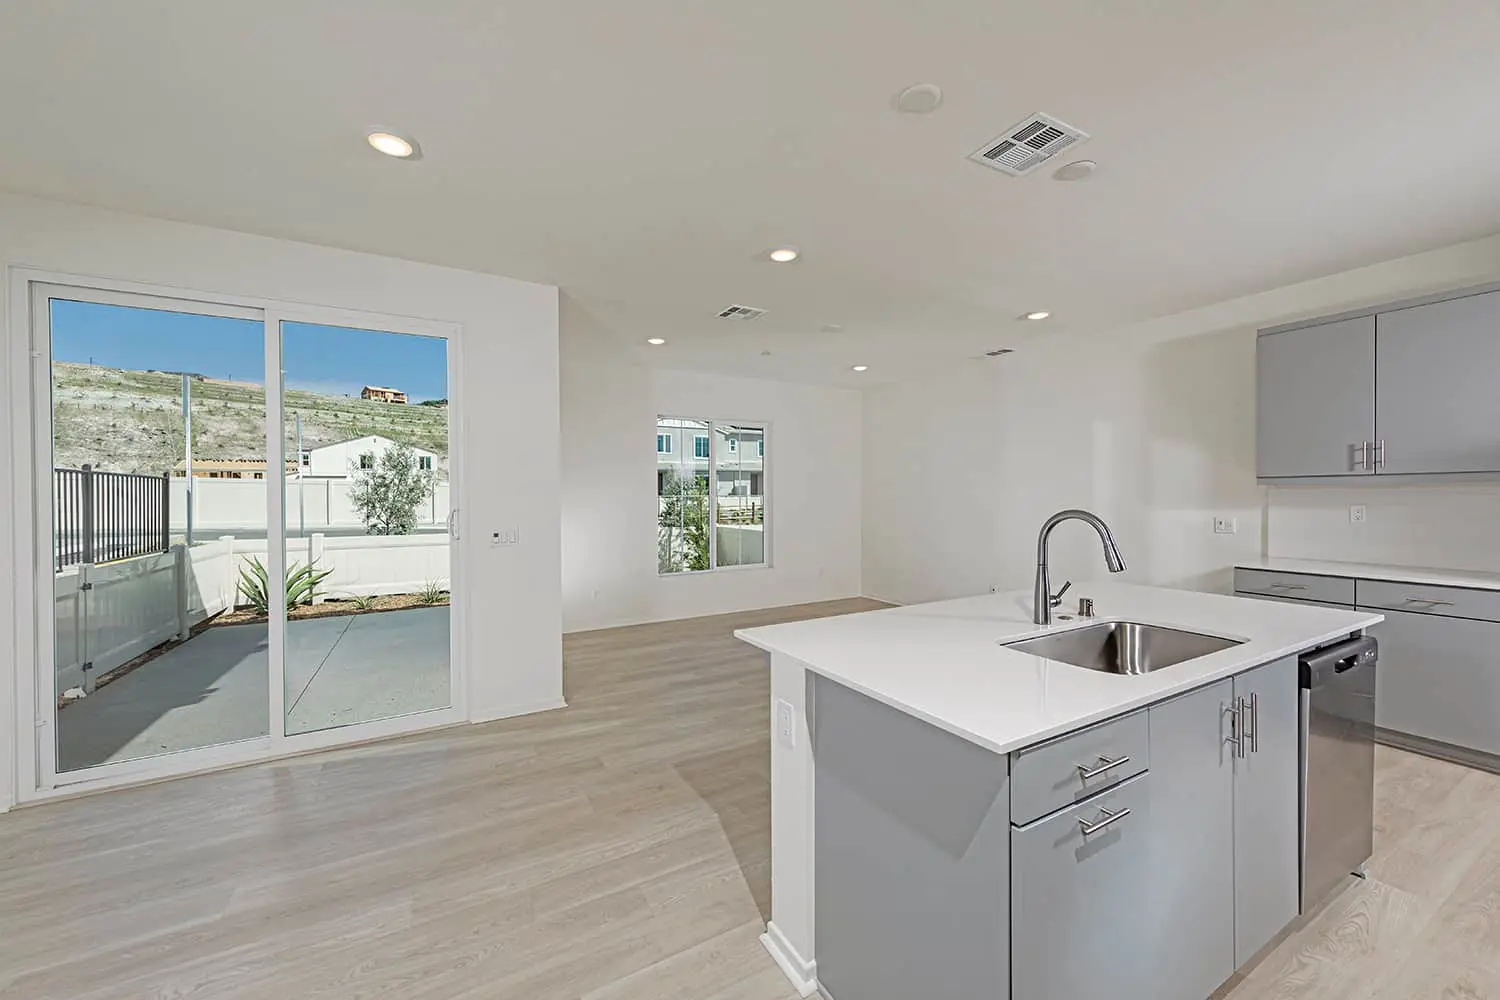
[471,697,567,724]
[760,921,818,997]
[859,591,903,607]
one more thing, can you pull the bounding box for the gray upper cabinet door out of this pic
[1012,774,1152,1000]
[1233,656,1302,967]
[1376,289,1500,474]
[1257,316,1376,478]
[1146,680,1236,1000]
[1367,609,1500,755]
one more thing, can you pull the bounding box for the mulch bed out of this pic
[215,593,449,626]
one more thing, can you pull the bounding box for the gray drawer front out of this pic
[1356,578,1500,623]
[1234,568,1355,606]
[1012,774,1152,1000]
[1010,711,1148,825]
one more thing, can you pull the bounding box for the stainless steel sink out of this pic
[1002,621,1244,675]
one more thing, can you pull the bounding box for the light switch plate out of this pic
[1213,516,1238,535]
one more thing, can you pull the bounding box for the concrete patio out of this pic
[57,607,450,772]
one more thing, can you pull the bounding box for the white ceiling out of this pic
[3,1,1500,387]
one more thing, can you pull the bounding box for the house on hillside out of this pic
[305,435,439,479]
[173,458,299,480]
[360,385,407,404]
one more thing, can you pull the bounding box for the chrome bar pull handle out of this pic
[1079,805,1132,837]
[1077,754,1131,780]
[1375,440,1386,470]
[1267,582,1307,592]
[1404,597,1455,608]
[1352,442,1368,470]
[1225,700,1243,756]
[1245,693,1260,754]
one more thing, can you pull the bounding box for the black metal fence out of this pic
[55,465,171,571]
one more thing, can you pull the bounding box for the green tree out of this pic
[348,443,436,535]
[658,469,711,572]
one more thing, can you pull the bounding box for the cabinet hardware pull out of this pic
[1231,698,1249,758]
[1375,440,1386,470]
[1076,754,1131,780]
[1225,702,1243,756]
[1404,597,1455,608]
[1246,692,1260,754]
[1079,805,1132,837]
[1267,583,1307,592]
[1352,442,1368,471]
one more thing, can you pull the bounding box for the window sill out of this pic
[659,562,773,578]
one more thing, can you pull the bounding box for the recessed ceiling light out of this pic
[366,131,420,159]
[768,247,800,263]
[1053,159,1098,182]
[646,338,666,345]
[1024,311,1051,321]
[893,83,943,114]
[851,365,869,372]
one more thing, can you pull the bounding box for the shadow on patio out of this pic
[57,607,450,772]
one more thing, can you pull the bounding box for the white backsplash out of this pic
[1267,484,1500,573]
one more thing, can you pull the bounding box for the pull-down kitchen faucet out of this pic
[1033,509,1127,625]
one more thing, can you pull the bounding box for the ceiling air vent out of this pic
[984,348,1015,357]
[717,304,767,321]
[969,113,1089,177]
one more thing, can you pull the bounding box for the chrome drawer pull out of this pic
[1246,692,1259,754]
[1404,597,1455,608]
[1267,583,1307,591]
[1079,805,1132,837]
[1076,754,1131,780]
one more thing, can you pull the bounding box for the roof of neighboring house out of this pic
[361,385,405,393]
[308,435,438,455]
[173,458,297,470]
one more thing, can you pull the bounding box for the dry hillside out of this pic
[52,362,449,476]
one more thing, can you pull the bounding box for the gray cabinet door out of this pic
[1376,290,1500,474]
[1012,774,1151,1000]
[1147,681,1235,1000]
[1232,657,1302,966]
[1257,316,1376,478]
[1366,609,1500,755]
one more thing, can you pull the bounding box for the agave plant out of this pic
[237,556,333,615]
[418,579,449,606]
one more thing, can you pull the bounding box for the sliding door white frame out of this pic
[7,268,467,804]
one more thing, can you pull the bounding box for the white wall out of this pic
[560,299,863,632]
[1,191,562,810]
[863,232,1500,608]
[307,434,437,479]
[1268,484,1500,573]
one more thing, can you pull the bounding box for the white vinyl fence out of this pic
[168,478,451,533]
[53,532,450,693]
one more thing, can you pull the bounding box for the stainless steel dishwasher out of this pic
[1299,635,1378,911]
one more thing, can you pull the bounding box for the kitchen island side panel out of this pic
[812,674,1010,1000]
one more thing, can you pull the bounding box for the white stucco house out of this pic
[304,435,440,480]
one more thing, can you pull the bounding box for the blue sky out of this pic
[49,300,449,401]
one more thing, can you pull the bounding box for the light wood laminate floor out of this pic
[4,598,1500,999]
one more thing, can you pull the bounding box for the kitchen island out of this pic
[737,581,1383,1000]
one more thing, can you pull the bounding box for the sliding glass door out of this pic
[26,281,461,793]
[279,320,452,736]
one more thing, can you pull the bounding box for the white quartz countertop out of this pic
[736,581,1382,756]
[1237,555,1500,593]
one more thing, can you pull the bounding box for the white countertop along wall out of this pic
[1238,555,1500,594]
[738,581,1382,755]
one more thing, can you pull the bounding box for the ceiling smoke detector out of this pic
[968,113,1089,177]
[717,304,767,321]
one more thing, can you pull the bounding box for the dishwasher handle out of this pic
[1300,635,1378,689]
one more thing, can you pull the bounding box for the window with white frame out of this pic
[657,416,767,573]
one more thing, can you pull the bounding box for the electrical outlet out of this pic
[1349,505,1367,524]
[1213,516,1238,535]
[775,699,796,749]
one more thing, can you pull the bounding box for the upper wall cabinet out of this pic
[1257,316,1376,479]
[1375,290,1500,475]
[1257,286,1500,481]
